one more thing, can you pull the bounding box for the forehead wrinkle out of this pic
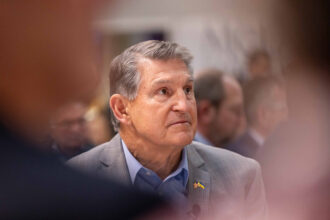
[151,74,193,87]
[151,78,173,86]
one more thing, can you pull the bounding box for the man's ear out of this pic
[197,100,216,125]
[109,94,130,125]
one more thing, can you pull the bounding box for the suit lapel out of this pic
[187,144,211,216]
[98,134,132,185]
[95,136,214,215]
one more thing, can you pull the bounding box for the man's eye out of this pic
[184,87,192,95]
[159,88,168,95]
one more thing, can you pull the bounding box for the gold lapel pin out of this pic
[193,181,205,189]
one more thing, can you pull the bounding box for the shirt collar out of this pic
[121,138,189,185]
[248,128,265,146]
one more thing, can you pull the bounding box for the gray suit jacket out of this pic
[68,134,267,219]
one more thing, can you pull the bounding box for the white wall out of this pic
[96,0,281,76]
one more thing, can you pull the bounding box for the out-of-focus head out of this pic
[195,69,243,147]
[244,76,288,137]
[109,40,196,148]
[0,0,107,140]
[50,102,89,150]
[247,50,271,79]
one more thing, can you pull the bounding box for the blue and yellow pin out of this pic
[193,181,205,189]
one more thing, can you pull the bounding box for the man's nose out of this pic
[172,91,190,112]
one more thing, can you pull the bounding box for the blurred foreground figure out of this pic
[194,69,244,147]
[0,1,164,219]
[227,76,288,160]
[50,102,93,161]
[86,105,115,145]
[69,40,267,219]
[256,0,330,219]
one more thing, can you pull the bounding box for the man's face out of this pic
[126,58,197,149]
[50,103,89,149]
[211,76,243,146]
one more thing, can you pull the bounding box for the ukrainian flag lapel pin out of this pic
[193,181,205,189]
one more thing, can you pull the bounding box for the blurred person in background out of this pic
[0,1,165,219]
[49,102,93,161]
[234,49,273,138]
[68,40,267,219]
[247,50,271,80]
[226,76,288,160]
[86,104,116,145]
[194,69,244,147]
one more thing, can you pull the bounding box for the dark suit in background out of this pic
[0,123,163,219]
[226,131,261,160]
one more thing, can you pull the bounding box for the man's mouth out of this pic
[168,120,191,126]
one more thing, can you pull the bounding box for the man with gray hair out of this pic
[68,40,267,219]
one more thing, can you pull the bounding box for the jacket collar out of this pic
[98,134,131,184]
[186,142,211,217]
[98,135,212,216]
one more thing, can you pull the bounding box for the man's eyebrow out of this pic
[152,77,194,85]
[151,75,194,86]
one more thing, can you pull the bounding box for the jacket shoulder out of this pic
[189,141,261,177]
[67,141,111,171]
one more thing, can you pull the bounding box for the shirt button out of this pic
[146,171,151,176]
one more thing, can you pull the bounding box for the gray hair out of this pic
[109,40,193,131]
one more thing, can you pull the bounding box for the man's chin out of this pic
[170,133,194,147]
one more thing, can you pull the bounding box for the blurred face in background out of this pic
[211,76,243,146]
[249,55,271,79]
[50,103,89,149]
[261,85,288,135]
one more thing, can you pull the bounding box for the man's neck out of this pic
[119,131,183,180]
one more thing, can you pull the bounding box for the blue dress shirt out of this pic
[121,139,189,202]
